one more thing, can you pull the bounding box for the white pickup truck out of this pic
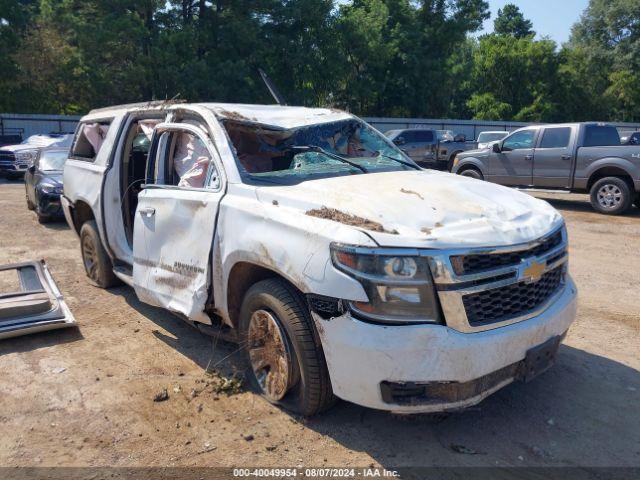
[62,102,577,415]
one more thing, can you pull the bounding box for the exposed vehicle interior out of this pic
[120,118,161,245]
[71,122,110,160]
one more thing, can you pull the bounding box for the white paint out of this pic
[314,278,577,413]
[255,169,563,248]
[62,101,577,413]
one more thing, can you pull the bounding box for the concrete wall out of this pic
[3,112,640,143]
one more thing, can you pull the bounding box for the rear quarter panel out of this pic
[62,114,124,239]
[574,146,640,190]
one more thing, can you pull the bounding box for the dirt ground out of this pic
[0,178,639,473]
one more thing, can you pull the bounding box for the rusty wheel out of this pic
[79,220,120,288]
[239,278,335,416]
[247,309,292,402]
[81,234,99,282]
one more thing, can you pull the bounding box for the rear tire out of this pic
[80,220,120,288]
[589,177,632,215]
[239,278,335,416]
[459,167,483,180]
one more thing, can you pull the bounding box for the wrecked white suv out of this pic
[62,102,577,415]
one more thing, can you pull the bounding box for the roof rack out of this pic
[88,98,187,115]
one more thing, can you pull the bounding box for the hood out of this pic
[38,172,63,186]
[459,147,491,157]
[255,170,562,248]
[0,144,40,153]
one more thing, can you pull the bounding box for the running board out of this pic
[113,266,134,287]
[196,321,239,343]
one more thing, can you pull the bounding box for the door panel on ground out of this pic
[0,260,75,339]
[489,129,536,186]
[533,127,575,188]
[132,124,225,324]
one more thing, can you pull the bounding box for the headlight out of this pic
[330,243,442,324]
[39,183,62,194]
[15,150,38,163]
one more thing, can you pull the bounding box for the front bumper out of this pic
[61,196,76,234]
[313,278,577,413]
[37,192,64,217]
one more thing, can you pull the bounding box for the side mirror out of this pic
[492,143,501,153]
[393,137,405,146]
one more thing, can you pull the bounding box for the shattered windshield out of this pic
[223,119,418,185]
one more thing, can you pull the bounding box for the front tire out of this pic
[80,220,120,288]
[589,177,632,215]
[239,278,335,416]
[459,167,484,180]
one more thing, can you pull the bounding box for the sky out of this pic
[478,0,590,45]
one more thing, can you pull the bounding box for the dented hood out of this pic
[255,170,563,248]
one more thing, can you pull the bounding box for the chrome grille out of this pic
[0,150,16,167]
[451,230,563,276]
[429,225,569,333]
[462,266,564,327]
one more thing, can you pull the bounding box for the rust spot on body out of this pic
[306,207,398,234]
[400,188,424,200]
[218,110,257,122]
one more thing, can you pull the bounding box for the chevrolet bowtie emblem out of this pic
[523,260,546,283]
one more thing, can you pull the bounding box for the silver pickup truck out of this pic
[452,122,640,215]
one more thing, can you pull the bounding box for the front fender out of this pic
[452,156,487,175]
[213,188,375,323]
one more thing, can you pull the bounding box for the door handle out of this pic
[561,154,571,160]
[139,207,155,217]
[525,155,533,161]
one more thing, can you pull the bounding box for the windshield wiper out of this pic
[376,152,421,170]
[289,145,368,173]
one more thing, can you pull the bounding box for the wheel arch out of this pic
[587,165,635,191]
[226,261,304,329]
[454,157,486,176]
[70,199,96,235]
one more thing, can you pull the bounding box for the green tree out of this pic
[468,35,560,121]
[493,3,534,38]
[568,0,640,121]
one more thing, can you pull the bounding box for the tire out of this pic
[447,152,461,172]
[239,278,335,416]
[589,177,633,215]
[37,212,51,224]
[459,167,483,180]
[80,220,120,288]
[634,193,640,209]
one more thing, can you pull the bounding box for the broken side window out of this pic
[71,121,112,161]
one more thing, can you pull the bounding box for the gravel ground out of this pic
[0,178,638,473]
